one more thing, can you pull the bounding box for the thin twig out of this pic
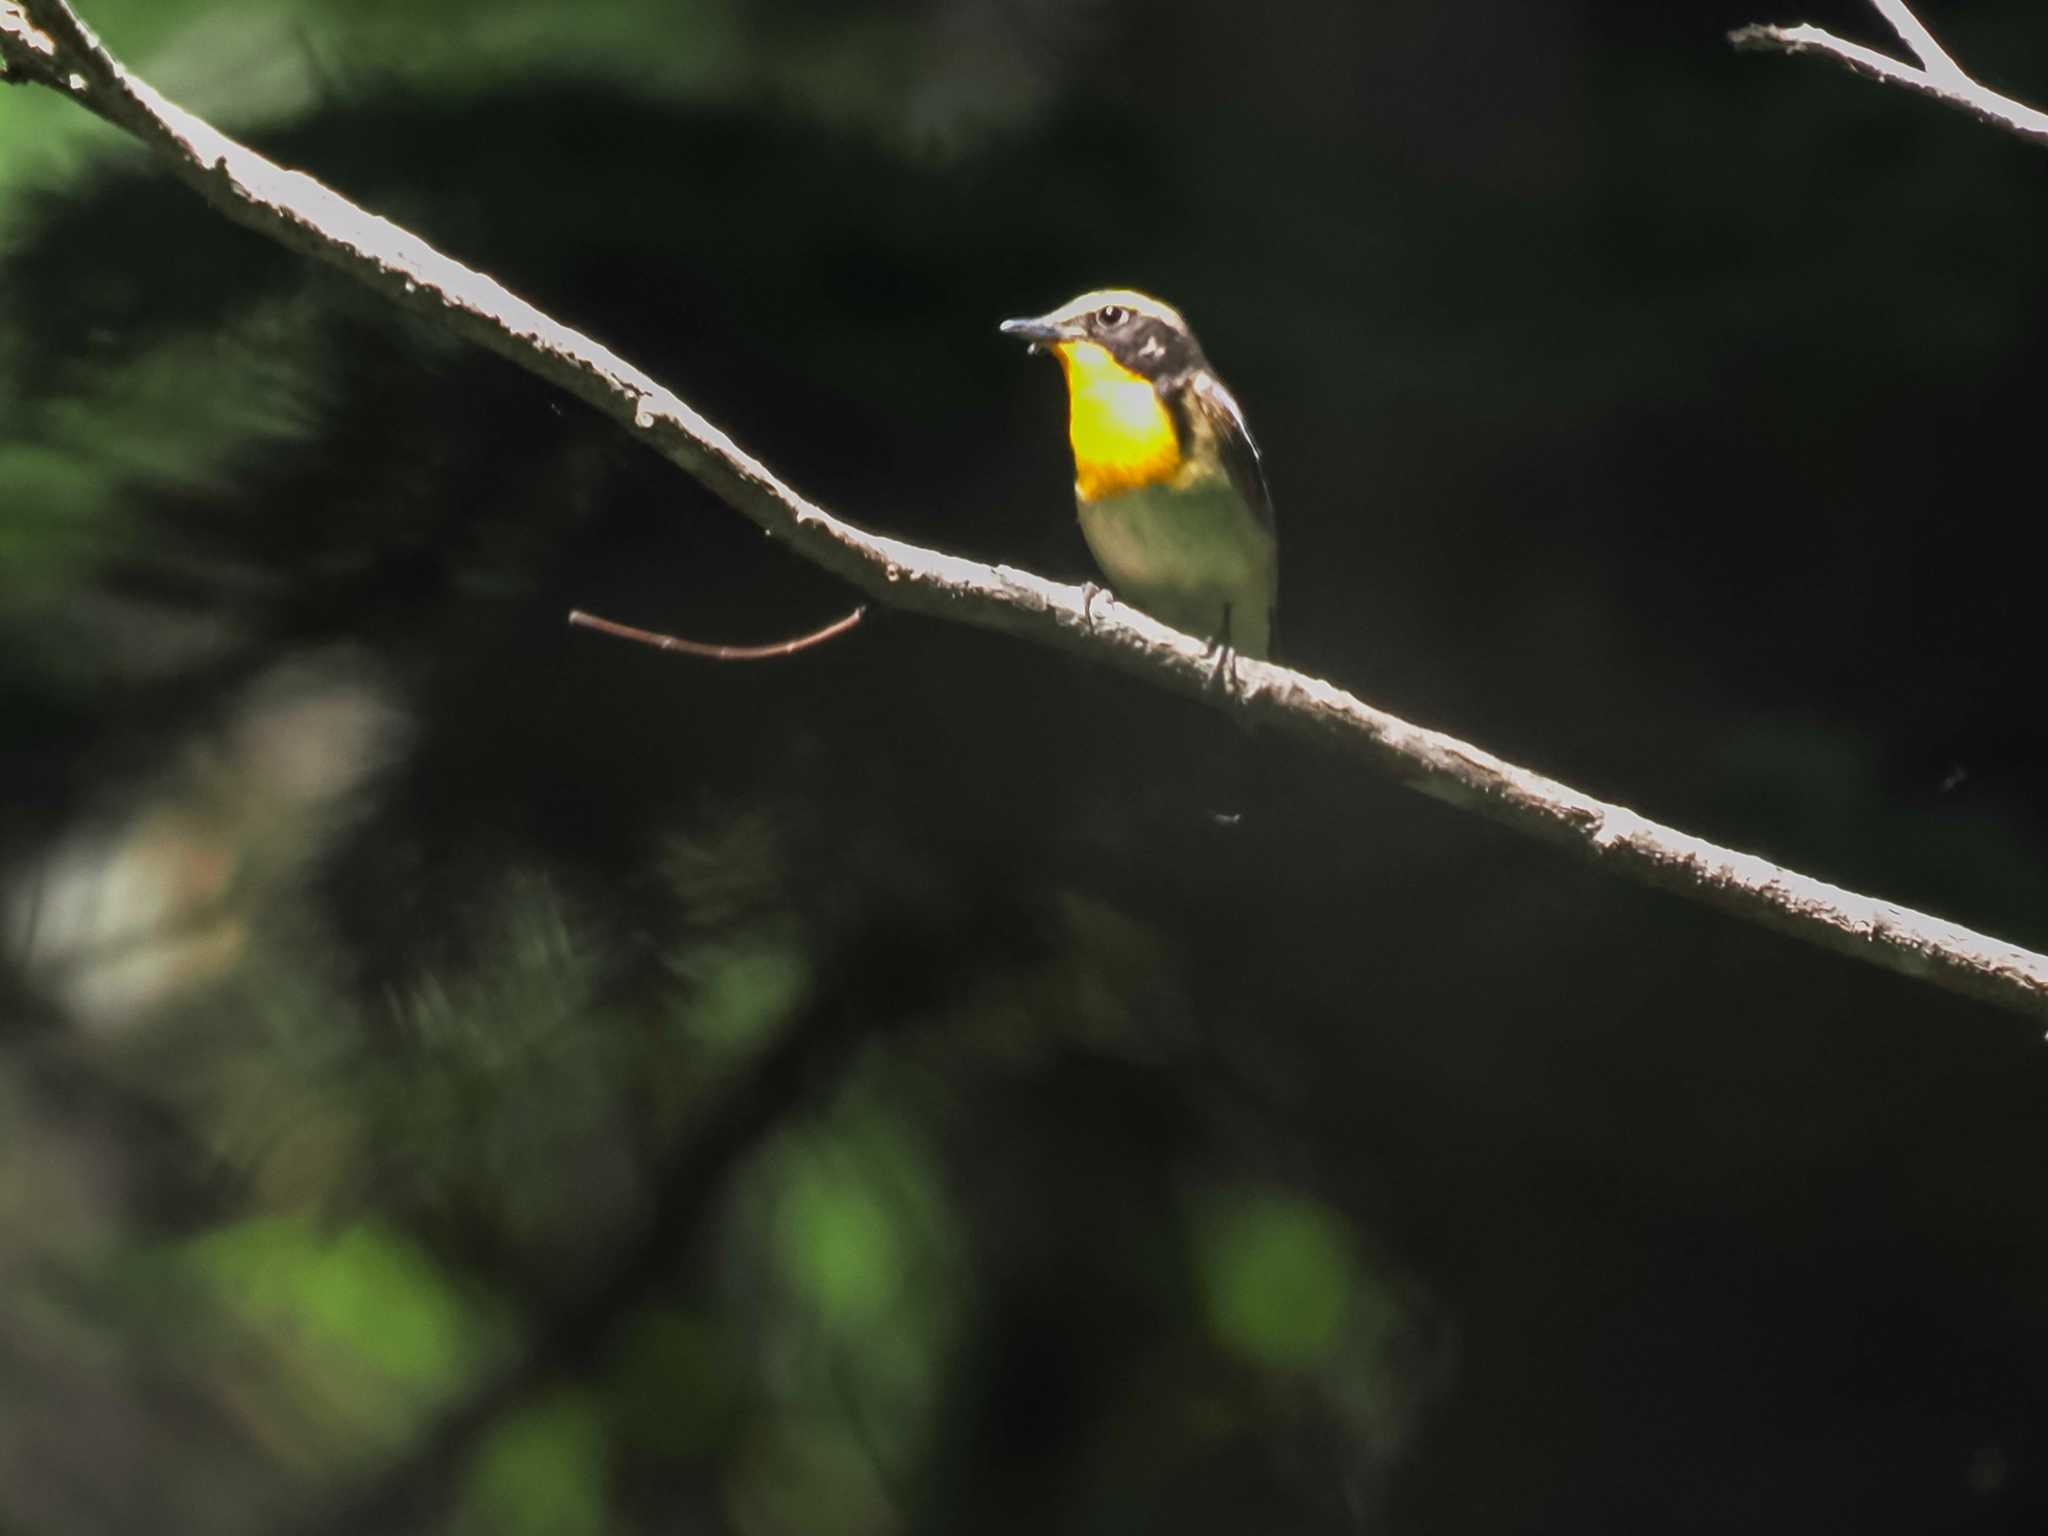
[9,0,2048,1023]
[567,603,866,660]
[1732,0,2048,144]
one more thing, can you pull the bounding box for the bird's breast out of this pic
[1073,477,1277,657]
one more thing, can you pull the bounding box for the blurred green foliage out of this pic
[460,1390,610,1536]
[1196,1189,1359,1369]
[165,1214,515,1416]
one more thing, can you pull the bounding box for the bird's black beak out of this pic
[999,314,1064,356]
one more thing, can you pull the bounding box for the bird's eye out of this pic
[1095,304,1129,328]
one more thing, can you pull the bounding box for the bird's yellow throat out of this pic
[1052,340,1183,502]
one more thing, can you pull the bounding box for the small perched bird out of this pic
[1001,288,1278,662]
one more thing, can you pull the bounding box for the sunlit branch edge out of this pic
[7,0,2048,1025]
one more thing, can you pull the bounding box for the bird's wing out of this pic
[1180,370,1276,536]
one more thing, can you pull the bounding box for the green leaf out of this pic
[1194,1190,1358,1369]
[179,1214,509,1395]
[773,1152,903,1326]
[459,1391,608,1536]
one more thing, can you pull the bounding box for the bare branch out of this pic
[1732,0,2048,144]
[567,604,867,660]
[9,0,2048,1023]
[1871,0,1963,80]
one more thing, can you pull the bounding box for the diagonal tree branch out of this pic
[1733,0,2048,144]
[8,0,2048,1024]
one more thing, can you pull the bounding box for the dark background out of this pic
[5,0,2048,1531]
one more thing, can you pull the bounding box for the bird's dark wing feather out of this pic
[1182,371,1275,535]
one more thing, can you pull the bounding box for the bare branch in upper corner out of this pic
[1732,0,2048,144]
[9,0,2048,1024]
[568,605,868,661]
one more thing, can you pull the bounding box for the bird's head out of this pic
[999,288,1206,384]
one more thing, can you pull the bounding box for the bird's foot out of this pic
[1203,602,1247,698]
[1203,637,1243,698]
[1079,581,1107,633]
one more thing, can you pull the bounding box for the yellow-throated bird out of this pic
[1001,288,1278,662]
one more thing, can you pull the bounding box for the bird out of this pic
[1000,288,1278,664]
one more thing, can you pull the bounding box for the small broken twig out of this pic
[567,604,866,660]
